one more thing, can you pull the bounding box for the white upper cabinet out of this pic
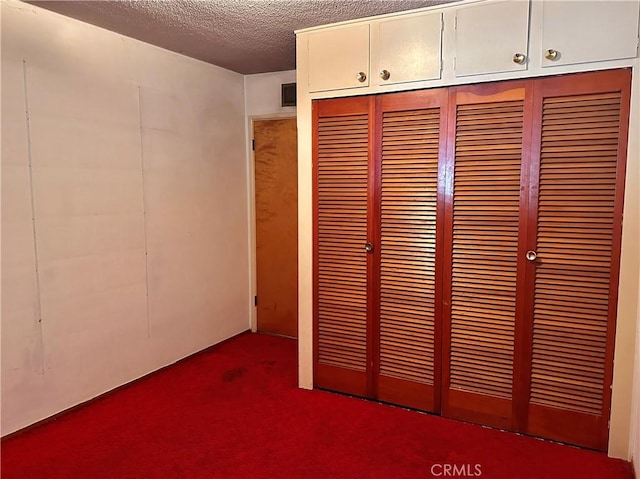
[307,24,370,93]
[454,1,530,77]
[298,0,640,96]
[373,12,443,86]
[540,1,640,68]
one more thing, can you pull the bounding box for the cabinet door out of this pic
[375,89,447,412]
[524,69,631,451]
[308,24,370,93]
[375,13,443,86]
[442,82,530,430]
[541,1,640,68]
[313,97,372,396]
[455,1,530,77]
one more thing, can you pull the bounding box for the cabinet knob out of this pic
[544,49,559,61]
[356,71,367,83]
[379,69,391,81]
[526,250,538,261]
[512,53,526,65]
[364,242,374,253]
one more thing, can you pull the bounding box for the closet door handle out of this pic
[526,250,537,261]
[364,242,374,253]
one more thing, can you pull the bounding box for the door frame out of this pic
[247,114,298,333]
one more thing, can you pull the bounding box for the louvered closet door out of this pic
[524,69,631,451]
[375,90,447,412]
[313,97,372,396]
[442,84,530,430]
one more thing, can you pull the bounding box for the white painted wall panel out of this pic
[32,168,144,219]
[244,70,297,117]
[138,51,249,363]
[1,0,249,435]
[0,20,49,427]
[26,69,140,128]
[26,117,142,171]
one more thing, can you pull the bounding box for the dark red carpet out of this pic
[1,332,633,479]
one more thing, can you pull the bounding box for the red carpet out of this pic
[1,332,633,479]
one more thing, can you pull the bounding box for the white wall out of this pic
[1,1,250,435]
[245,70,296,118]
[615,62,640,461]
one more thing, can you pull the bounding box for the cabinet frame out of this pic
[297,0,640,458]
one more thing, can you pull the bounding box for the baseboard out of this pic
[1,329,251,441]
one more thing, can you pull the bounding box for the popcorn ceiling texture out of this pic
[28,0,455,74]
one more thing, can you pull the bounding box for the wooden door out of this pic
[374,89,448,411]
[442,81,532,430]
[313,97,372,396]
[254,118,298,338]
[522,69,631,450]
[441,70,630,449]
[313,90,447,410]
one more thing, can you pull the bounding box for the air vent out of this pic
[282,82,296,107]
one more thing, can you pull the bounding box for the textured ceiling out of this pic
[27,0,457,74]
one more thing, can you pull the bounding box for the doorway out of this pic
[253,118,298,338]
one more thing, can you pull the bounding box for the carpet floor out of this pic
[1,332,634,479]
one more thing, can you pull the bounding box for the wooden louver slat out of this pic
[316,114,369,372]
[379,108,439,386]
[530,92,621,415]
[449,100,524,399]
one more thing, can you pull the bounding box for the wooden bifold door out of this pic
[313,69,631,451]
[314,90,447,412]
